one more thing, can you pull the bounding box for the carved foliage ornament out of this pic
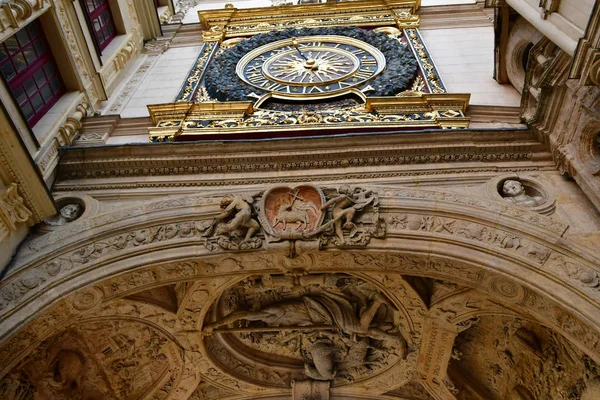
[0,183,32,231]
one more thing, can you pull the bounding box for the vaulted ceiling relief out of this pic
[1,318,182,400]
[450,316,600,400]
[3,276,599,399]
[1,185,600,399]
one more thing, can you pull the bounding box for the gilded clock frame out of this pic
[150,0,471,141]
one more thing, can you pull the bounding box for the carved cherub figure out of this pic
[321,185,378,243]
[207,194,260,242]
[501,180,544,207]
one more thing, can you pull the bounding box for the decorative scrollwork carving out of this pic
[0,183,32,230]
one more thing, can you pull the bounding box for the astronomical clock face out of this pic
[235,35,386,98]
[204,27,419,104]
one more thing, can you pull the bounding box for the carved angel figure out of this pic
[206,194,260,242]
[321,185,378,244]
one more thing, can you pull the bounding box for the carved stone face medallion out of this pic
[500,179,545,207]
[260,185,326,239]
[59,204,82,221]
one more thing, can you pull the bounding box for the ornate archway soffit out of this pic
[1,186,599,379]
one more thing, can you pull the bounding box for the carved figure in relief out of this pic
[204,274,408,386]
[205,288,406,346]
[273,189,319,231]
[206,194,260,242]
[321,186,378,243]
[1,183,32,225]
[501,180,544,207]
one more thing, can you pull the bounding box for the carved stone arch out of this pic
[578,120,600,163]
[505,16,544,94]
[0,187,599,398]
[429,288,524,326]
[2,253,598,369]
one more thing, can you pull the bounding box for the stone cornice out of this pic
[198,0,420,40]
[57,128,550,185]
[0,0,49,43]
[169,1,495,48]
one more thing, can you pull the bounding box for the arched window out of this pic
[0,20,66,127]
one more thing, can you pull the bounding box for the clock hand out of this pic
[291,37,309,62]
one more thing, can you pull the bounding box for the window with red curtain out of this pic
[82,0,117,51]
[0,20,66,127]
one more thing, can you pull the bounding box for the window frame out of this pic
[80,0,117,52]
[0,20,67,128]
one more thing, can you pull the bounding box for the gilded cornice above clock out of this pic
[198,0,421,40]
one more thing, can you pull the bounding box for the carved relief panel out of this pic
[450,315,600,400]
[0,320,183,400]
[200,272,424,396]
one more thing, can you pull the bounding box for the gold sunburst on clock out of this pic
[236,35,386,99]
